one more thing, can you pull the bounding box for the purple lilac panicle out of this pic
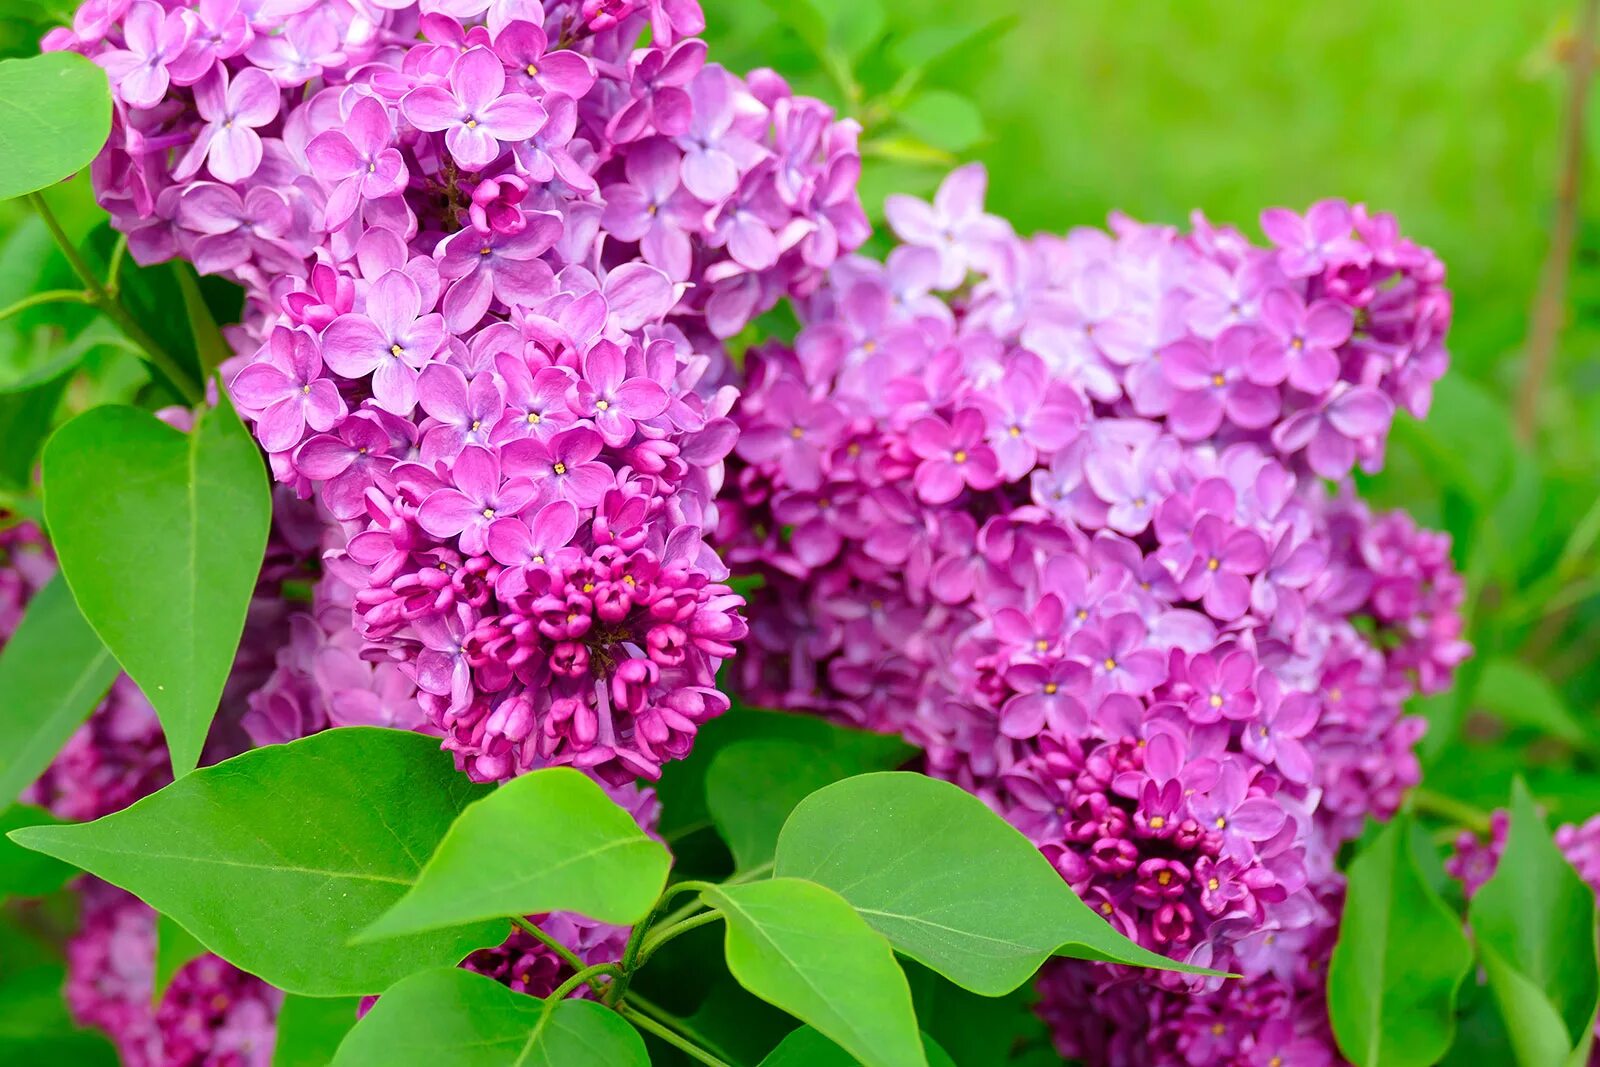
[55,0,869,785]
[727,166,1466,1064]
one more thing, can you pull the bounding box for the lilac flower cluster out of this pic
[56,0,868,784]
[66,880,282,1067]
[1039,885,1344,1067]
[727,166,1466,1060]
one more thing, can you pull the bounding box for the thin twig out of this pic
[0,289,90,323]
[26,193,203,405]
[636,910,725,968]
[1410,786,1494,835]
[625,992,741,1065]
[1516,0,1600,441]
[618,1004,733,1067]
[510,916,588,976]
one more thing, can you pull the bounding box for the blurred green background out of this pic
[697,0,1600,822]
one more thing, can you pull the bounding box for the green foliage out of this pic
[758,1025,957,1067]
[1469,779,1600,1066]
[361,767,672,941]
[272,995,363,1067]
[704,878,926,1067]
[774,772,1220,993]
[6,728,505,995]
[1326,816,1473,1066]
[42,391,271,775]
[0,574,118,806]
[0,53,110,201]
[331,968,649,1067]
[705,737,906,871]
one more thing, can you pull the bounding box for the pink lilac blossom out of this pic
[726,166,1466,1063]
[53,0,867,787]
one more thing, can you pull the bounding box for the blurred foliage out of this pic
[703,0,1600,824]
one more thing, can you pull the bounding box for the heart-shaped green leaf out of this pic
[775,772,1221,995]
[1469,778,1600,1066]
[0,53,111,201]
[361,766,671,941]
[330,968,648,1067]
[704,879,925,1067]
[6,728,503,995]
[707,737,906,871]
[43,392,271,776]
[759,1026,956,1067]
[1326,815,1473,1066]
[0,574,119,806]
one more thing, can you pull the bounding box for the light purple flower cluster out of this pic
[54,0,868,784]
[726,165,1466,1057]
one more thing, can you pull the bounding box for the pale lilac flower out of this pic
[403,46,545,170]
[97,0,190,107]
[230,327,344,452]
[1248,288,1353,393]
[175,65,279,183]
[908,408,1001,504]
[322,271,447,415]
[305,94,408,229]
[418,445,536,555]
[501,427,614,508]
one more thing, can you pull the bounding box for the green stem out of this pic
[618,1004,733,1067]
[1410,787,1493,835]
[546,962,620,1004]
[27,193,203,405]
[510,916,588,976]
[625,993,740,1065]
[0,289,91,323]
[105,233,128,297]
[636,910,723,967]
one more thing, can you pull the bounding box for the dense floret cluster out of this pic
[726,166,1466,1064]
[52,0,868,784]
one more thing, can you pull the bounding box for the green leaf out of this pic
[774,773,1219,995]
[1474,658,1594,750]
[330,968,648,1067]
[272,995,362,1067]
[0,806,74,899]
[0,347,76,491]
[810,0,886,59]
[1469,778,1600,1066]
[703,879,925,1067]
[656,705,911,842]
[42,391,272,776]
[897,91,985,153]
[1325,815,1473,1066]
[888,18,1014,71]
[175,263,232,377]
[0,574,119,806]
[0,53,111,201]
[361,766,671,941]
[6,728,504,995]
[903,960,1047,1067]
[153,912,207,1003]
[759,1026,955,1067]
[707,737,905,871]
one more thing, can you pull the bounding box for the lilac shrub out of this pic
[52,0,868,786]
[726,166,1467,1065]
